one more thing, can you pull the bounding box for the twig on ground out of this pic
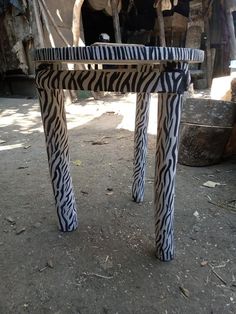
[82,272,113,279]
[209,263,227,286]
[208,200,236,213]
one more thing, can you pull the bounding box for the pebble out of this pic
[5,216,16,224]
[16,228,26,235]
[33,222,41,228]
[193,225,200,232]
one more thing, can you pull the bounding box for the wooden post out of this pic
[225,0,236,59]
[111,0,122,43]
[72,0,85,46]
[79,14,85,46]
[156,1,166,46]
[202,0,212,88]
[226,11,236,59]
[32,0,45,47]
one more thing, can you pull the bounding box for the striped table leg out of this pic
[37,87,78,231]
[154,93,183,261]
[132,92,150,203]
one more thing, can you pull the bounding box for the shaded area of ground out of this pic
[0,96,236,314]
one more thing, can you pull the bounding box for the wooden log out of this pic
[178,123,232,166]
[225,124,236,156]
[181,98,236,127]
[179,97,236,166]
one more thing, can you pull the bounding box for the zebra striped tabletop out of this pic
[34,45,204,64]
[35,44,204,262]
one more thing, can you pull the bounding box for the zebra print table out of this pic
[34,45,204,262]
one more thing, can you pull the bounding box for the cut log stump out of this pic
[178,98,236,166]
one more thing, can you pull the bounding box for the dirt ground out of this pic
[0,94,236,314]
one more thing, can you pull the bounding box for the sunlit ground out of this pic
[0,103,42,134]
[66,93,158,134]
[0,94,158,152]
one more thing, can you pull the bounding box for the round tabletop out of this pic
[34,45,204,65]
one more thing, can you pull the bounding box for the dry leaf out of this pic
[81,190,89,195]
[92,136,110,145]
[47,260,54,268]
[16,227,26,235]
[24,145,31,149]
[5,216,16,224]
[106,191,114,195]
[73,160,82,166]
[179,286,190,298]
[203,181,221,188]
[92,140,109,145]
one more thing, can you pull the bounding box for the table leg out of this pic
[132,92,150,203]
[154,93,182,261]
[37,87,78,231]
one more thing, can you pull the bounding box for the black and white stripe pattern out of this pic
[35,68,188,94]
[132,92,150,203]
[154,93,182,261]
[154,62,189,261]
[38,87,78,231]
[34,46,204,64]
[35,45,203,261]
